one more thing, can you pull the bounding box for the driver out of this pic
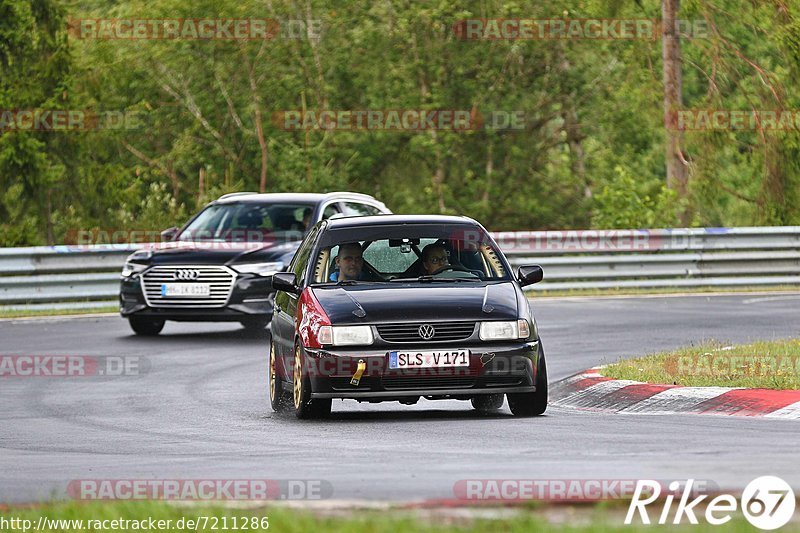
[421,243,449,275]
[331,242,365,281]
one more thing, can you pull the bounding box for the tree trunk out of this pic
[662,0,690,224]
[198,167,205,206]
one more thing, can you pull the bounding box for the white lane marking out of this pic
[552,379,641,408]
[764,401,800,420]
[619,386,738,414]
[742,295,800,304]
[531,291,800,303]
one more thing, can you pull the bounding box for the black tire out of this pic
[507,343,548,417]
[269,341,291,412]
[241,317,269,332]
[471,394,505,412]
[292,344,332,419]
[128,316,165,336]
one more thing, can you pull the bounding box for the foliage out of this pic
[2,0,800,245]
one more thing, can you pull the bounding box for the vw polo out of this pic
[269,215,546,418]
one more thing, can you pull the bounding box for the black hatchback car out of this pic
[119,192,390,335]
[268,215,546,418]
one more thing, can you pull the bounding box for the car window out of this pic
[321,203,341,220]
[290,226,321,284]
[363,238,433,272]
[342,202,382,216]
[311,233,508,284]
[179,202,314,241]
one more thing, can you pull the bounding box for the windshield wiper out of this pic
[389,276,481,283]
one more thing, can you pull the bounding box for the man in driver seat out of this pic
[422,243,449,275]
[330,242,367,282]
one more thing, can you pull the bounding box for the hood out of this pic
[139,240,301,266]
[311,282,519,324]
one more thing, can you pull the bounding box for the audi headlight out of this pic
[479,320,530,340]
[121,262,147,278]
[318,325,374,346]
[232,261,284,276]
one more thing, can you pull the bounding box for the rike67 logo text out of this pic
[626,477,795,530]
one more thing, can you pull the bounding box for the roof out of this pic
[324,214,480,229]
[215,191,382,204]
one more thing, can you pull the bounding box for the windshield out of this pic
[177,202,314,242]
[311,228,510,284]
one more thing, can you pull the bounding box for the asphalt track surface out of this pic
[1,293,799,503]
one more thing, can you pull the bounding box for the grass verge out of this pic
[601,338,800,389]
[1,500,794,532]
[0,306,118,319]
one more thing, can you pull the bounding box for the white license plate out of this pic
[161,283,210,297]
[389,350,470,369]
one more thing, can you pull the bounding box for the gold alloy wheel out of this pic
[293,346,302,409]
[269,343,276,401]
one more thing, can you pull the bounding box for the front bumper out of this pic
[295,340,540,400]
[119,273,274,321]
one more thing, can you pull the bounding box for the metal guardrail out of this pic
[1,226,799,311]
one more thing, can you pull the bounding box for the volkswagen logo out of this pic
[173,269,200,281]
[418,324,435,340]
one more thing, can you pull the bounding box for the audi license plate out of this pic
[161,283,210,297]
[389,350,470,369]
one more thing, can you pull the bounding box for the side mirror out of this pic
[272,272,300,294]
[517,265,544,287]
[161,227,179,242]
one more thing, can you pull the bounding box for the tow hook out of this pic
[350,359,366,386]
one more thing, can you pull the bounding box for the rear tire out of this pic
[471,394,504,412]
[507,343,548,417]
[269,341,291,412]
[292,344,332,419]
[128,316,165,336]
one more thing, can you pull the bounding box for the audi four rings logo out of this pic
[418,324,436,339]
[173,269,200,281]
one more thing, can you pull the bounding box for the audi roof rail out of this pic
[217,192,258,200]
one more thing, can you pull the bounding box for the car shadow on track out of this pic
[280,408,520,423]
[117,328,270,344]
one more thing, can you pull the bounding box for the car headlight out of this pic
[479,319,530,340]
[232,261,284,276]
[121,262,147,278]
[318,325,374,346]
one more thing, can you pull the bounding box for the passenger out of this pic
[421,243,449,275]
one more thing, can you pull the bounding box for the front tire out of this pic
[507,343,548,417]
[471,394,504,412]
[292,344,331,419]
[128,316,165,336]
[269,341,290,412]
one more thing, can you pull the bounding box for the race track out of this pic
[1,293,799,503]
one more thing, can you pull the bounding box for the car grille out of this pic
[376,321,476,343]
[381,375,476,390]
[141,266,235,308]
